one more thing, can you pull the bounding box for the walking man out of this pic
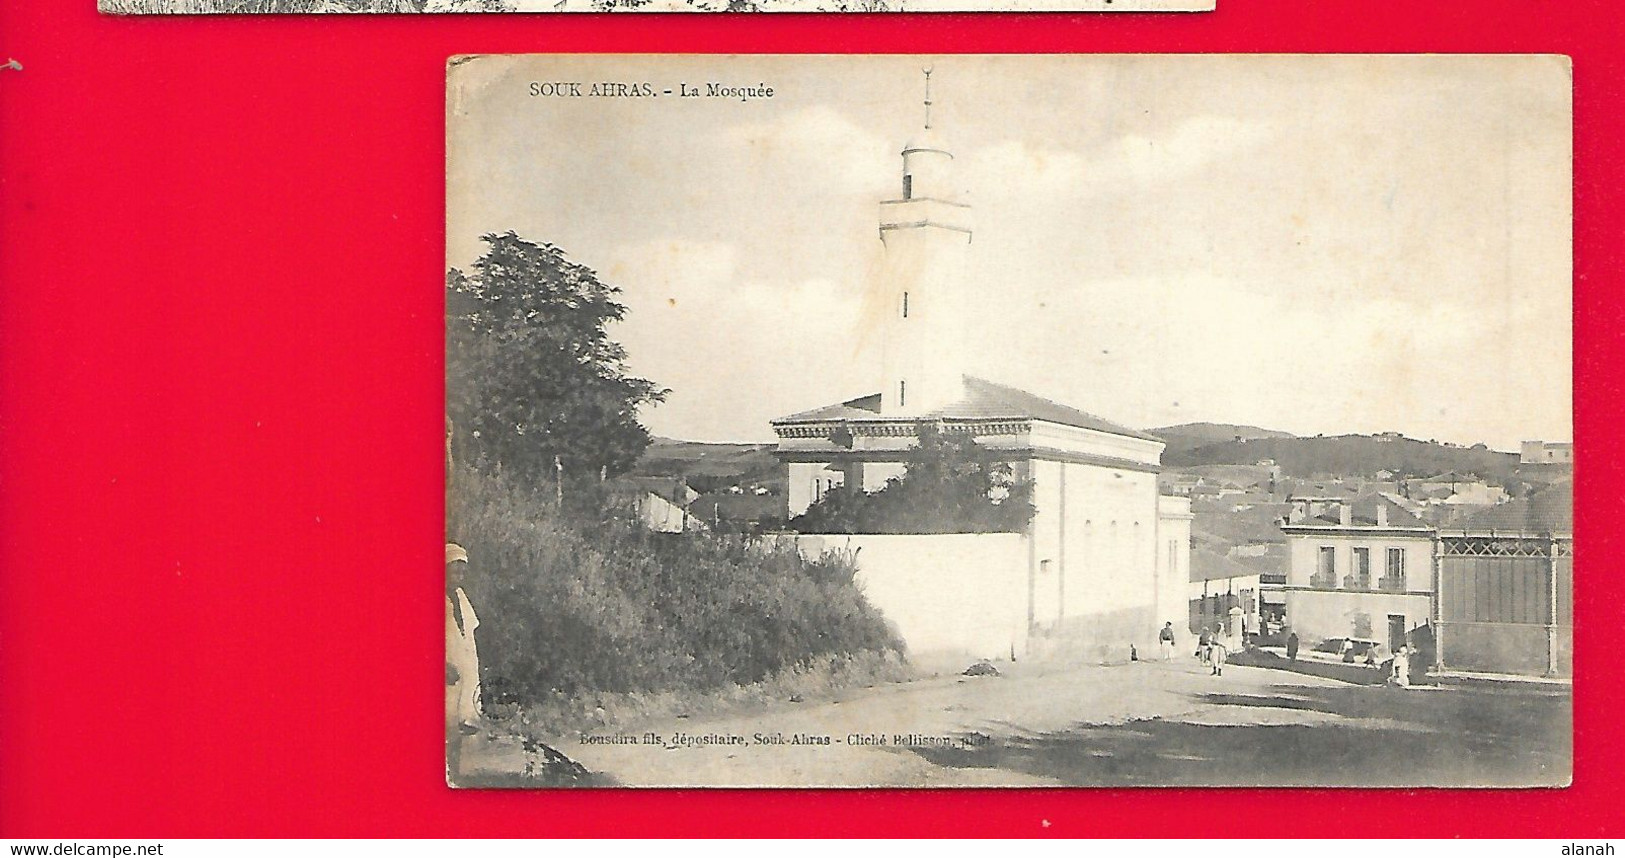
[1210,637,1229,677]
[1159,622,1176,661]
[1198,626,1213,665]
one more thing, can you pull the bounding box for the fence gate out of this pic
[1437,533,1571,677]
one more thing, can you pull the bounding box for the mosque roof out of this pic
[771,375,1161,443]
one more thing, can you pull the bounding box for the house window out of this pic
[1351,547,1371,590]
[903,174,913,200]
[1385,547,1406,591]
[899,380,906,407]
[1314,546,1336,588]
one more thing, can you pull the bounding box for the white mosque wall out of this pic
[877,221,971,416]
[1156,496,1194,634]
[1026,458,1171,651]
[780,458,1192,661]
[788,532,1030,662]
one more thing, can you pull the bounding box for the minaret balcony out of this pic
[879,197,973,236]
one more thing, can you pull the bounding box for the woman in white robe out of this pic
[446,543,482,728]
[1389,645,1412,687]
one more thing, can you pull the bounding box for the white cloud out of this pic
[607,238,877,441]
[1098,115,1274,187]
[966,139,1089,201]
[948,270,1563,447]
[711,105,894,199]
[965,115,1274,209]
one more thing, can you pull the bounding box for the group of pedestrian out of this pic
[1157,621,1228,676]
[1197,625,1228,675]
[1152,619,1417,687]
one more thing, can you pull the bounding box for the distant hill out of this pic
[635,430,1545,499]
[1150,422,1295,458]
[1164,433,1522,485]
[632,438,783,493]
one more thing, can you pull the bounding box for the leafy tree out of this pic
[447,231,666,487]
[790,424,1035,534]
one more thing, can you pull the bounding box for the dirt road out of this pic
[462,655,1570,787]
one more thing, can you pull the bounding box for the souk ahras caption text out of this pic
[529,81,776,102]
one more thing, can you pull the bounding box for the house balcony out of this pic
[1377,576,1406,592]
[1309,572,1337,589]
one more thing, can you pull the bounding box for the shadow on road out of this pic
[1227,647,1432,686]
[901,680,1571,787]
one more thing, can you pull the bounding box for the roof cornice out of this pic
[772,417,1030,439]
[1279,525,1436,537]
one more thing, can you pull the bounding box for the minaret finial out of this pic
[922,67,933,130]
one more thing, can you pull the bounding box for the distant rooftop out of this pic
[1284,492,1432,531]
[606,476,694,507]
[1190,545,1265,583]
[1419,471,1480,483]
[1455,479,1573,535]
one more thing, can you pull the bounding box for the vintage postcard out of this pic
[445,54,1573,788]
[104,0,1209,13]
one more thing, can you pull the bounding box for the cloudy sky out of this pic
[448,54,1571,450]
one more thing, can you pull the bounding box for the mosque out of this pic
[771,73,1192,655]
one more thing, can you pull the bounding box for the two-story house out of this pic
[1279,494,1436,651]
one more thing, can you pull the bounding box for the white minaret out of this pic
[877,68,973,417]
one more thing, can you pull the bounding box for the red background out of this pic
[0,0,1616,837]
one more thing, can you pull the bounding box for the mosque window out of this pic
[899,380,907,407]
[903,174,913,200]
[902,291,909,318]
